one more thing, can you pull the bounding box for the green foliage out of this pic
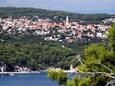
[78,44,109,72]
[47,68,67,85]
[93,76,111,86]
[0,42,76,70]
[77,43,114,73]
[47,69,58,80]
[66,76,90,86]
[0,44,17,64]
[66,80,76,86]
[78,78,91,86]
[84,44,108,60]
[108,24,115,53]
[72,76,80,86]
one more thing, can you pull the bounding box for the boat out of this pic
[8,73,15,76]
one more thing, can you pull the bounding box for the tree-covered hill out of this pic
[0,7,114,24]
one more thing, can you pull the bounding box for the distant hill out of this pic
[0,7,115,24]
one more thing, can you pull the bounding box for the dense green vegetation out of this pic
[47,25,115,86]
[0,25,88,71]
[67,76,91,86]
[0,42,77,71]
[0,7,114,24]
[48,68,67,85]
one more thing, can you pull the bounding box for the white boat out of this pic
[8,73,15,76]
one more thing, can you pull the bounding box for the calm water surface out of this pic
[0,72,60,86]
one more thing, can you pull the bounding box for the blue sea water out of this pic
[0,72,60,86]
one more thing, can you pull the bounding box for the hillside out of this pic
[0,7,114,24]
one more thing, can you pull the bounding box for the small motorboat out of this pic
[8,73,15,76]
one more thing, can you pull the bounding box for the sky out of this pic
[0,0,115,14]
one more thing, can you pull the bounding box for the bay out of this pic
[0,72,60,86]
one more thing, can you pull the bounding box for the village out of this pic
[0,15,114,73]
[0,16,114,44]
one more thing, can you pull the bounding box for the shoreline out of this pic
[0,69,78,76]
[0,70,47,76]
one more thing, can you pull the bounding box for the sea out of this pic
[0,72,61,86]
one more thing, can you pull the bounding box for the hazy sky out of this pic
[0,0,115,14]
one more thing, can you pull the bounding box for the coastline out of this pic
[0,70,47,76]
[0,69,77,76]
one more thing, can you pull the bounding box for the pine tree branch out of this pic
[78,72,115,79]
[105,80,115,86]
[76,55,85,66]
[95,61,113,73]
